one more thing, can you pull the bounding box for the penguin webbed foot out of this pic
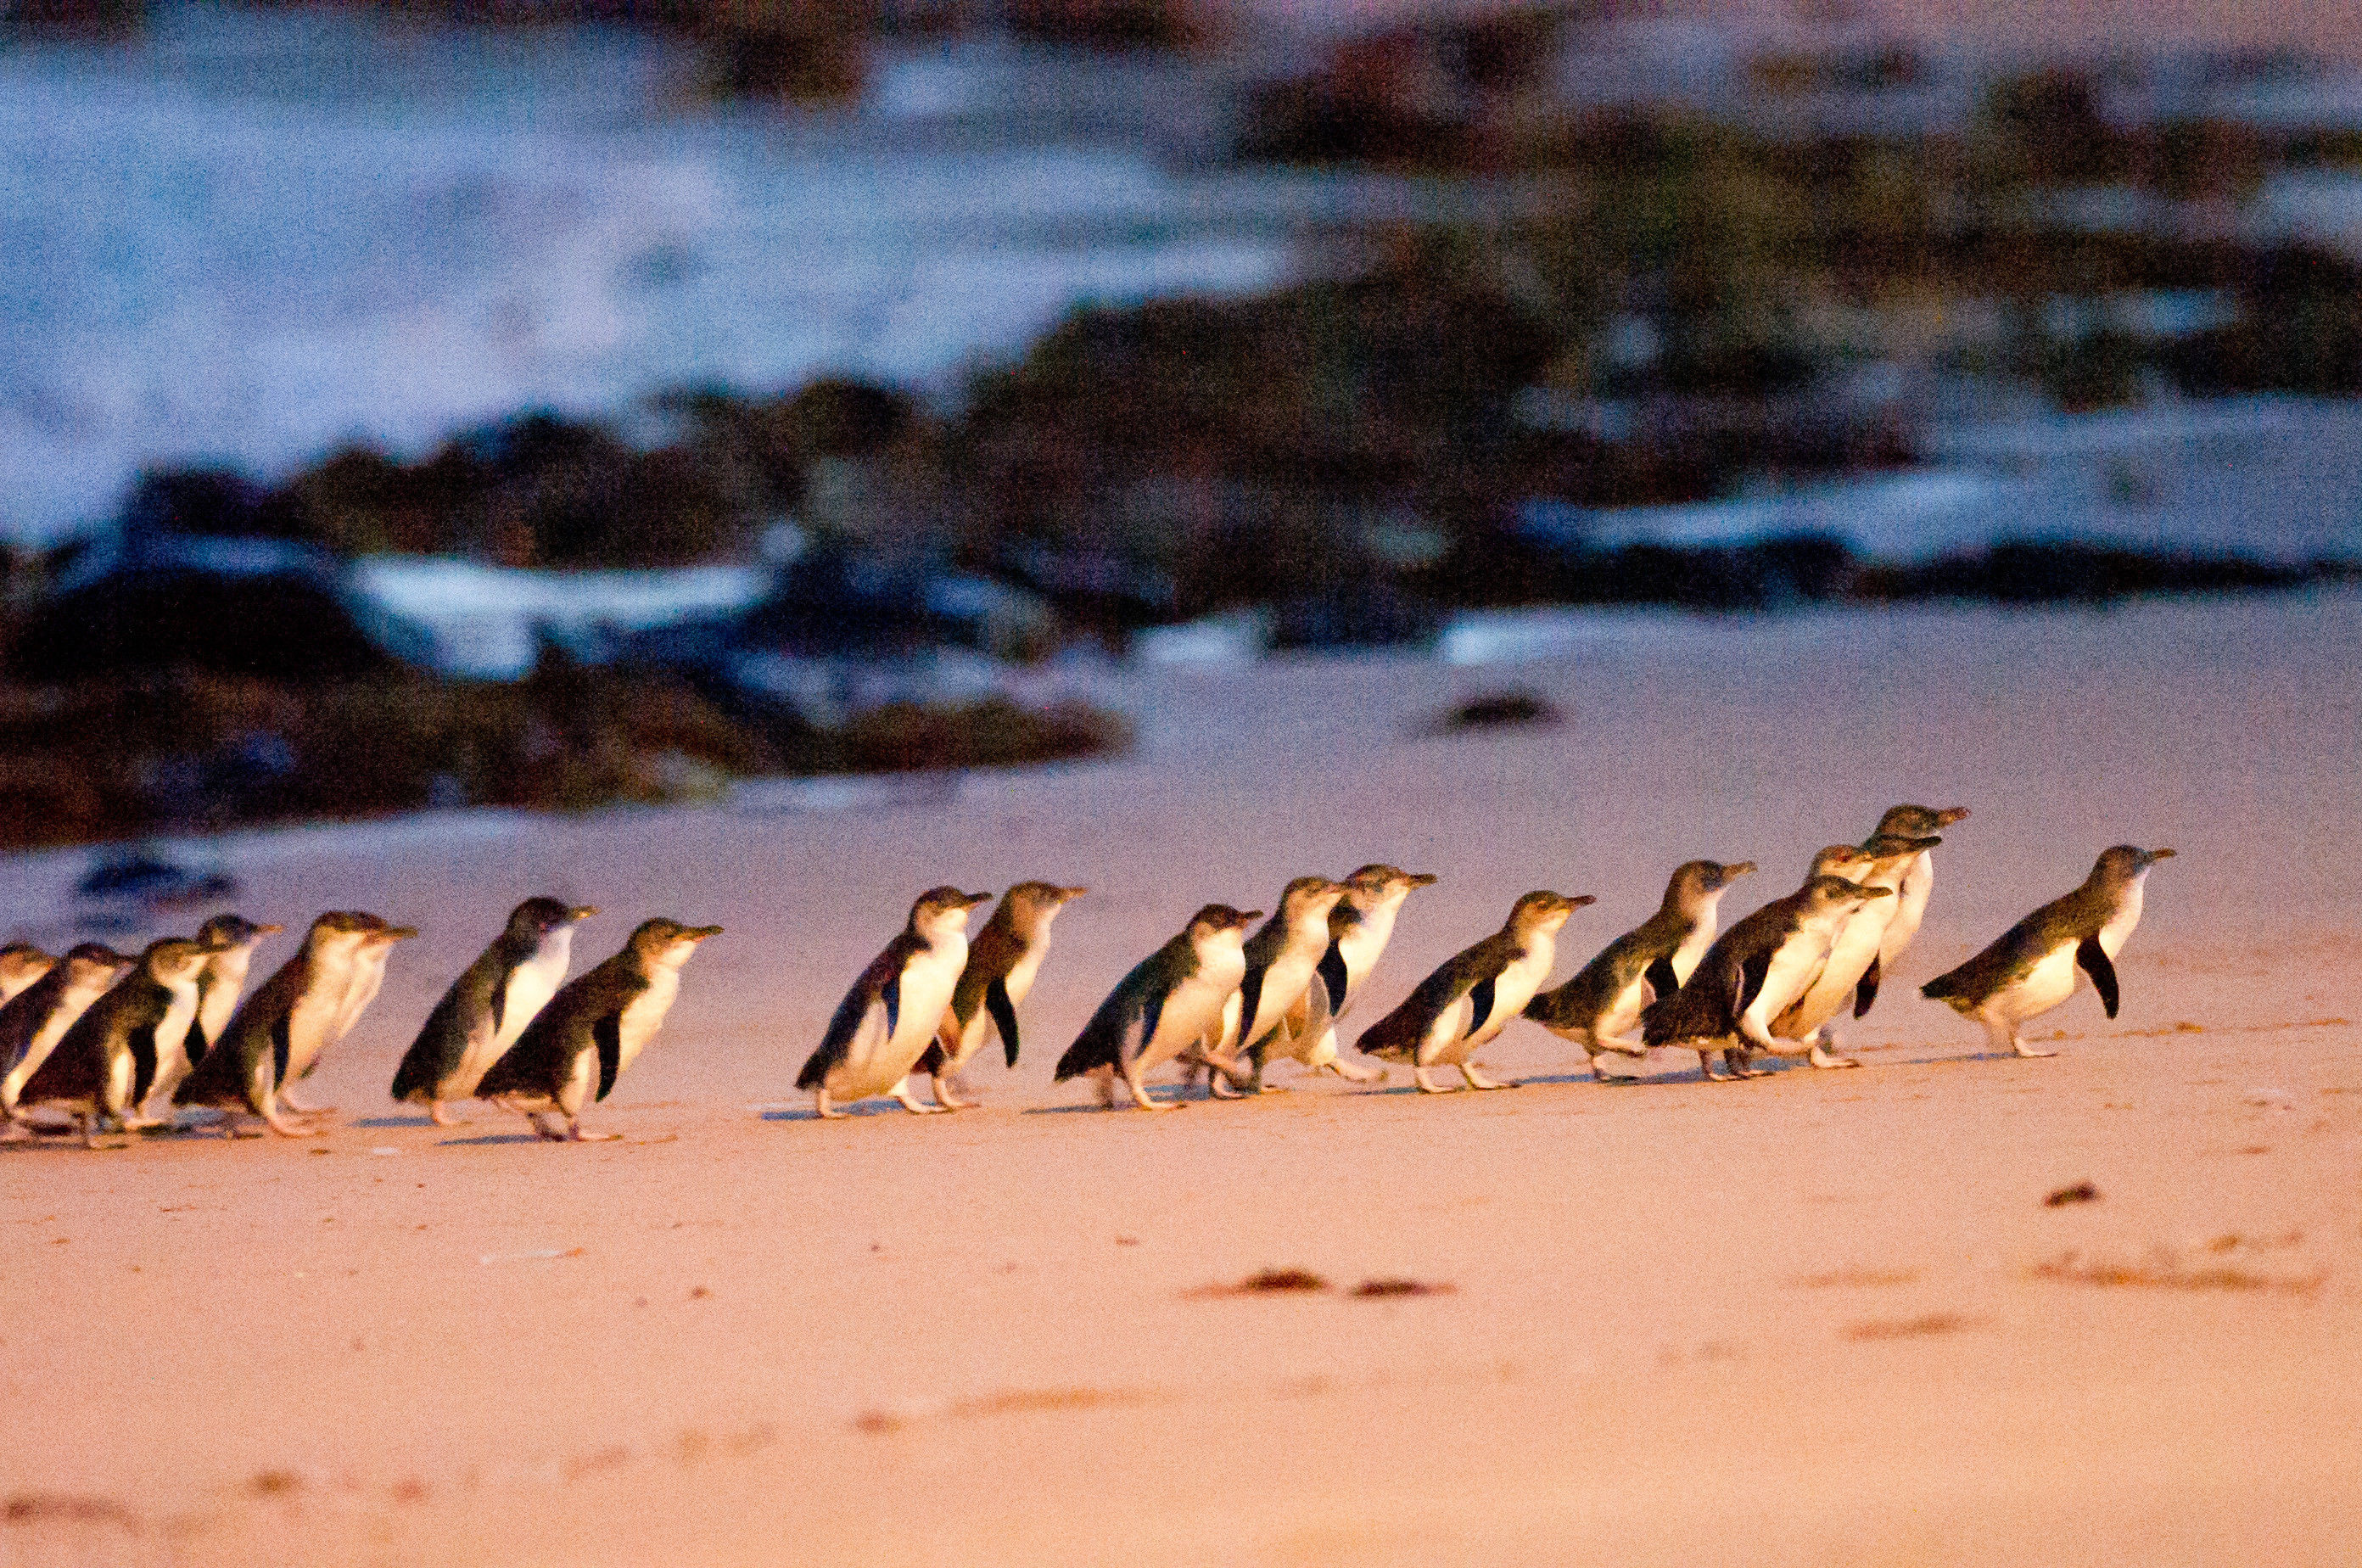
[926,1073,972,1111]
[428,1101,467,1128]
[2011,1041,2058,1060]
[1460,1063,1518,1090]
[813,1091,848,1120]
[1413,1067,1460,1094]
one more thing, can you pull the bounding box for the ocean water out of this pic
[0,6,1454,540]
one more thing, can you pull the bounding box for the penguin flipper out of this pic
[986,976,1021,1068]
[1643,955,1681,1001]
[271,1015,293,1087]
[2075,938,2119,1020]
[1316,943,1349,1017]
[594,1011,623,1101]
[127,1022,160,1106]
[799,981,887,1092]
[1054,993,1145,1081]
[1465,976,1497,1035]
[1853,954,1881,1018]
[881,973,900,1042]
[1234,965,1268,1050]
[1735,949,1773,1017]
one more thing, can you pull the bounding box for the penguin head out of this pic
[1804,875,1892,912]
[1668,860,1754,909]
[1509,890,1594,935]
[1808,844,1878,882]
[2091,845,2174,887]
[1278,877,1348,927]
[193,914,283,952]
[507,899,596,944]
[308,910,394,956]
[355,916,421,950]
[629,919,723,971]
[1859,832,1943,873]
[1876,804,1969,837]
[60,943,134,990]
[1339,865,1438,918]
[910,888,992,943]
[0,942,53,972]
[140,937,214,987]
[997,882,1086,937]
[1186,904,1261,950]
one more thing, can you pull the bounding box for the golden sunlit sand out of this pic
[3,594,2358,1565]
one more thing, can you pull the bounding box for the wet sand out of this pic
[3,593,2359,1565]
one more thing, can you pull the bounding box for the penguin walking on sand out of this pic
[14,937,217,1145]
[160,915,283,1107]
[473,920,720,1140]
[272,913,415,1116]
[391,899,596,1125]
[1525,860,1755,1079]
[1358,891,1593,1093]
[1262,864,1437,1084]
[0,944,55,1005]
[799,888,992,1118]
[1642,849,1888,1081]
[1202,876,1346,1097]
[1856,804,1968,1016]
[177,912,417,1136]
[0,944,134,1131]
[1921,846,2173,1058]
[1768,832,1944,1066]
[1054,904,1262,1110]
[910,882,1084,1110]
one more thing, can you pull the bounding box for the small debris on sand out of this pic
[1351,1278,1454,1297]
[2030,1248,2326,1295]
[2044,1181,2100,1207]
[1843,1313,1983,1341]
[1424,691,1562,735]
[248,1470,303,1497]
[1189,1267,1329,1297]
[1796,1268,1920,1289]
[3,1493,138,1530]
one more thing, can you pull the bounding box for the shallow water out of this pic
[0,6,1452,538]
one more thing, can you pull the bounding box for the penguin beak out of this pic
[1938,807,1970,826]
[382,926,421,943]
[568,905,601,921]
[2141,848,2176,865]
[1061,886,1089,901]
[1407,872,1438,887]
[256,923,284,936]
[1234,910,1263,927]
[688,926,724,940]
[1561,894,1597,911]
[1720,861,1758,885]
[964,893,993,909]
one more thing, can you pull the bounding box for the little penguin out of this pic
[1921,845,2173,1058]
[15,937,217,1145]
[1642,852,1888,1081]
[1357,891,1594,1093]
[280,914,416,1115]
[1525,860,1755,1079]
[0,944,134,1131]
[799,888,992,1118]
[1769,832,1945,1067]
[1204,876,1347,1097]
[165,914,283,1102]
[473,919,721,1140]
[176,912,419,1136]
[912,882,1085,1110]
[0,943,56,1005]
[1054,904,1262,1111]
[1856,804,1969,1016]
[1268,864,1438,1084]
[391,898,596,1125]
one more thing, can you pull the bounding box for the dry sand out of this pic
[3,592,2359,1565]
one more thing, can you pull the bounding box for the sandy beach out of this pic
[3,591,2358,1565]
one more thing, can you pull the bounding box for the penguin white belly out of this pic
[1669,921,1716,986]
[555,1039,600,1115]
[1245,950,1322,1046]
[1469,946,1556,1051]
[1592,974,1653,1044]
[613,970,680,1080]
[141,984,205,1108]
[335,950,392,1043]
[1998,944,2081,1022]
[1882,854,1935,966]
[5,1003,95,1106]
[102,1046,136,1114]
[1420,994,1477,1063]
[195,956,250,1050]
[495,945,572,1054]
[2098,877,2147,960]
[1002,945,1049,1011]
[1743,936,1835,1039]
[949,944,1048,1069]
[1138,961,1242,1074]
[283,955,359,1079]
[1332,908,1402,1015]
[1784,902,1898,1034]
[829,952,963,1100]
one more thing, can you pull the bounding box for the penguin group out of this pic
[0,803,2174,1145]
